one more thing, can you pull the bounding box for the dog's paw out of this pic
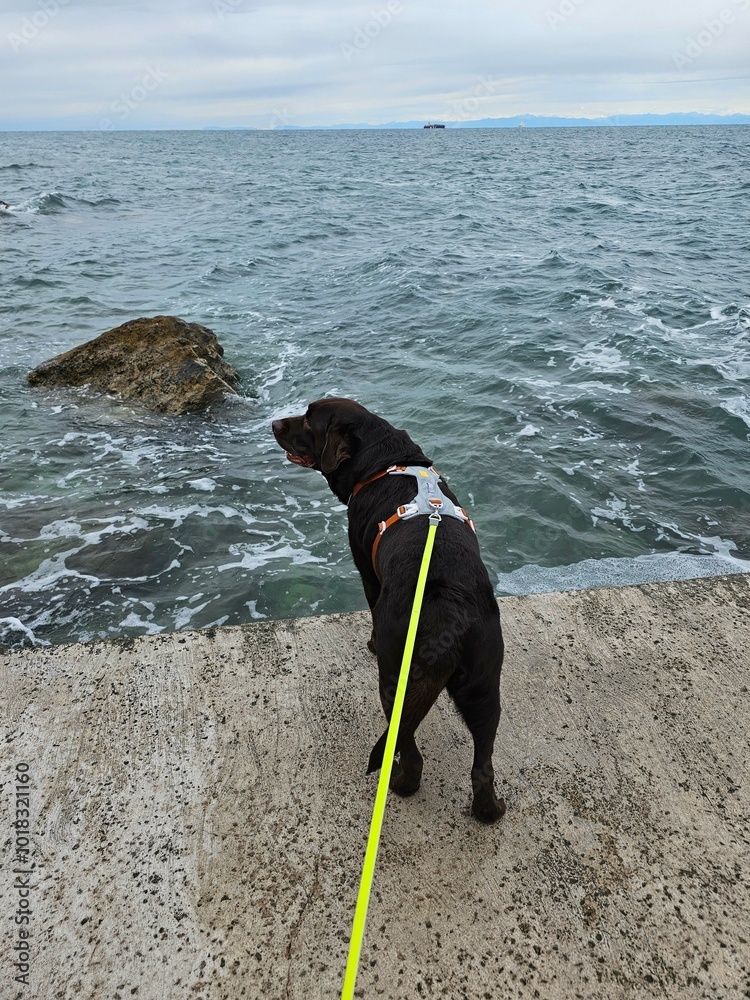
[389,762,421,797]
[367,636,377,656]
[471,791,506,824]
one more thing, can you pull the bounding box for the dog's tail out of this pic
[367,730,390,774]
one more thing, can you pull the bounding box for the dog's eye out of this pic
[302,417,311,431]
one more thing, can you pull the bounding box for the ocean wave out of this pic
[720,396,750,431]
[13,190,122,215]
[0,617,50,650]
[12,274,65,290]
[74,195,122,208]
[16,191,68,215]
[0,162,52,171]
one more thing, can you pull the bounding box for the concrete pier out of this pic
[1,573,749,999]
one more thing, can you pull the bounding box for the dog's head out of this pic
[272,398,431,499]
[271,397,366,474]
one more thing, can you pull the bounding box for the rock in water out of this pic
[27,316,241,415]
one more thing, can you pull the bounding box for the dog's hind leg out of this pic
[367,666,444,796]
[446,667,505,823]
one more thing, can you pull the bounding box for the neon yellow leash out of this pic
[341,514,440,1000]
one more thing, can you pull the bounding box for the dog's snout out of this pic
[272,419,285,436]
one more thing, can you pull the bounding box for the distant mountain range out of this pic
[204,112,750,131]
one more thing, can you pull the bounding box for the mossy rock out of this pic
[28,315,241,415]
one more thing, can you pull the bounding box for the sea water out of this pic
[1,126,748,647]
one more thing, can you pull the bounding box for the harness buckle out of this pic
[397,502,420,520]
[458,507,477,533]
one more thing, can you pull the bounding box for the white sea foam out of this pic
[569,344,629,374]
[0,617,49,648]
[218,541,327,572]
[118,611,166,634]
[714,359,750,381]
[573,428,604,442]
[590,495,646,532]
[575,380,631,395]
[517,424,542,438]
[117,559,180,584]
[173,599,213,629]
[138,502,255,528]
[562,461,587,476]
[518,377,561,390]
[188,478,217,492]
[39,518,86,539]
[3,515,150,547]
[709,304,733,321]
[1,494,48,510]
[257,342,309,397]
[497,546,749,596]
[0,548,100,596]
[623,458,649,492]
[720,396,750,429]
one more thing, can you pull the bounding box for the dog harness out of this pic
[351,465,476,571]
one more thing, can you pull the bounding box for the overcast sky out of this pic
[2,0,749,129]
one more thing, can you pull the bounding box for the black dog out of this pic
[272,398,505,822]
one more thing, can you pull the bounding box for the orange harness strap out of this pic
[371,510,403,567]
[351,465,407,498]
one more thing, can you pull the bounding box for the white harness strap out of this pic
[368,465,476,571]
[384,465,476,530]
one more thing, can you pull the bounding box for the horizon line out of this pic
[3,111,750,133]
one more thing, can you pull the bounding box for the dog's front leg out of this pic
[349,544,381,655]
[363,575,380,655]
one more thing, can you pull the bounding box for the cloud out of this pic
[1,0,749,129]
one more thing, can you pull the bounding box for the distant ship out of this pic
[424,122,445,129]
[519,121,525,128]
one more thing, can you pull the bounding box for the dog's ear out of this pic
[320,423,352,474]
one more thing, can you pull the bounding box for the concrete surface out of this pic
[1,574,749,1000]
